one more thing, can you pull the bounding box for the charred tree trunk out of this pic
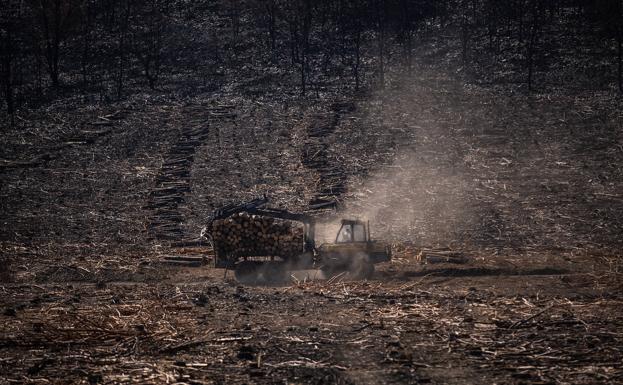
[401,0,414,75]
[616,2,623,94]
[354,26,361,90]
[1,21,14,126]
[116,1,130,100]
[136,4,164,90]
[288,17,298,67]
[36,42,43,98]
[618,28,622,93]
[80,1,92,91]
[460,0,470,65]
[300,0,311,95]
[230,0,240,41]
[526,0,542,92]
[266,0,277,60]
[39,0,62,88]
[375,0,386,89]
[518,0,525,43]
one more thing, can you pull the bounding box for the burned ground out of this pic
[1,10,623,385]
[2,61,622,253]
[0,251,622,384]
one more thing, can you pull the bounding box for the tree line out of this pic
[1,0,621,119]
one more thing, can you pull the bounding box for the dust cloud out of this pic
[315,71,487,249]
[327,72,483,248]
[335,147,476,248]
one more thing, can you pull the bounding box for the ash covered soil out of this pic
[2,59,623,383]
[0,251,622,385]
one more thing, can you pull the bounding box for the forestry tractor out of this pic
[207,197,391,283]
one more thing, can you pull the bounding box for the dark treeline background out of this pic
[1,0,621,118]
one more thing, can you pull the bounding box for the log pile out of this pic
[416,249,469,264]
[210,213,304,257]
[146,104,237,241]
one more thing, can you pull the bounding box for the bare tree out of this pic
[264,0,278,60]
[300,0,311,95]
[34,0,75,88]
[619,21,622,93]
[79,0,93,90]
[526,0,543,91]
[373,0,386,88]
[459,0,477,66]
[284,0,311,95]
[132,0,166,89]
[116,0,130,99]
[226,0,240,41]
[0,2,18,125]
[597,0,623,93]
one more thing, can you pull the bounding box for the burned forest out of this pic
[1,0,623,384]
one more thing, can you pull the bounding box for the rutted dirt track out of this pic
[1,251,622,384]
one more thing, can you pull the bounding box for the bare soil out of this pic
[1,249,621,384]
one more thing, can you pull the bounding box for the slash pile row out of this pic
[210,213,304,258]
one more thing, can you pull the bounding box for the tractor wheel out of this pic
[350,260,375,280]
[320,260,375,280]
[256,262,287,284]
[234,261,261,284]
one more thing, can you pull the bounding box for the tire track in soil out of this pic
[301,102,356,209]
[145,104,236,241]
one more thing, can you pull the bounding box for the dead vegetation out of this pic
[0,250,621,384]
[1,9,623,382]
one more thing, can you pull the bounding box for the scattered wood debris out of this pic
[417,249,469,264]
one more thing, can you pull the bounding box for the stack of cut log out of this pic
[210,213,303,257]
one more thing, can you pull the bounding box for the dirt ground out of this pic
[2,37,622,385]
[1,248,621,385]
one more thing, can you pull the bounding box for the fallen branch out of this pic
[510,304,556,329]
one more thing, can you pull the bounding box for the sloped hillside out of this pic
[2,58,622,257]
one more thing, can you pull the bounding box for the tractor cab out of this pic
[317,219,391,269]
[335,219,369,243]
